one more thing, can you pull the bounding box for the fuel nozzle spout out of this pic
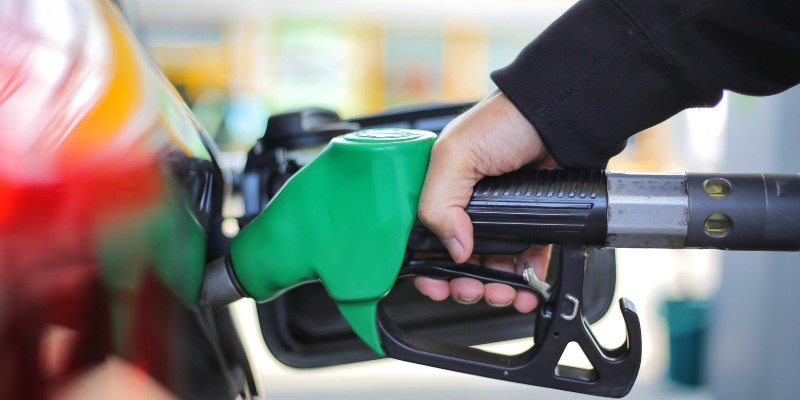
[337,300,383,354]
[222,129,436,353]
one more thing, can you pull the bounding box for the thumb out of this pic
[418,139,478,264]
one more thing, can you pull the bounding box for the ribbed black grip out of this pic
[408,169,608,254]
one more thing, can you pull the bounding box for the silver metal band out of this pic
[606,172,689,248]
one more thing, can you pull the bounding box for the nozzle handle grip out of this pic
[408,169,608,254]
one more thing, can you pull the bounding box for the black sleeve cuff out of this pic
[491,0,697,168]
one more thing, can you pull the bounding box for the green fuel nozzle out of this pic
[228,128,436,354]
[202,116,800,397]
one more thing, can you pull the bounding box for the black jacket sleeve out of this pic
[491,0,800,168]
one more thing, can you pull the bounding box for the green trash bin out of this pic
[663,299,709,386]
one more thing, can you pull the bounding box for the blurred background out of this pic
[113,0,800,399]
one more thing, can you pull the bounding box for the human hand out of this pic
[415,90,558,313]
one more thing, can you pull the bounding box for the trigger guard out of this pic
[382,246,642,398]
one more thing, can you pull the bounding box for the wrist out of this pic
[492,90,559,169]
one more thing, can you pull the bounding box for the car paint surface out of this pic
[0,1,242,398]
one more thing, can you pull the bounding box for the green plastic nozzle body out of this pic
[229,129,436,354]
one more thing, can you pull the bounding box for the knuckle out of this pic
[416,204,440,227]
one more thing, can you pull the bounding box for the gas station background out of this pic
[115,1,800,399]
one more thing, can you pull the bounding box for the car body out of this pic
[0,1,251,398]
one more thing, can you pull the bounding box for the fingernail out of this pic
[457,296,481,305]
[487,299,513,308]
[442,238,464,260]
